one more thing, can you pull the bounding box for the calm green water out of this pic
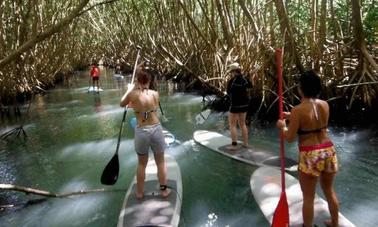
[0,69,377,227]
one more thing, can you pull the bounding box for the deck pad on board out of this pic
[117,155,182,227]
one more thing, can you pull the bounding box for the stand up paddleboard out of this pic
[193,130,297,171]
[88,86,104,92]
[163,130,175,146]
[250,166,355,227]
[117,154,182,227]
[113,73,124,79]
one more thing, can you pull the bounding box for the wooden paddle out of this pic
[100,46,141,185]
[272,48,289,227]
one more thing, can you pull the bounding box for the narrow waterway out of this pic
[0,69,377,227]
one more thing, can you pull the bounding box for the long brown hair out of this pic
[136,70,151,85]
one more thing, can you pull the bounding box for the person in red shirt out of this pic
[90,63,100,91]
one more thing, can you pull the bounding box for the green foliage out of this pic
[286,0,311,33]
[363,5,378,44]
[334,0,351,36]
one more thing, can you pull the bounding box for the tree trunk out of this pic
[351,0,378,71]
[348,0,378,106]
[0,0,90,68]
[214,0,233,49]
[329,0,344,78]
[273,0,305,73]
[177,0,213,50]
[315,0,327,71]
[268,1,276,48]
[0,184,125,199]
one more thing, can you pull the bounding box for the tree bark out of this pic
[0,183,124,198]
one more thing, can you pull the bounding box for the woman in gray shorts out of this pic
[120,70,170,199]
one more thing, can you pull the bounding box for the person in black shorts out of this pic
[226,62,253,150]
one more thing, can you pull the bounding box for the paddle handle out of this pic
[131,47,141,85]
[276,48,286,190]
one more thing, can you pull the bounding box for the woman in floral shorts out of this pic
[277,70,339,227]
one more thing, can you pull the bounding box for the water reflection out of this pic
[0,69,377,227]
[58,139,134,161]
[94,95,102,113]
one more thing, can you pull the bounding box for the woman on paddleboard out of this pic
[120,70,170,199]
[226,62,253,150]
[276,70,339,227]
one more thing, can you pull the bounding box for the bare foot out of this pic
[161,188,171,198]
[226,144,238,151]
[241,144,251,149]
[160,185,171,198]
[136,192,144,200]
[324,219,336,227]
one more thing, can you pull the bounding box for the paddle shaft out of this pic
[115,108,128,154]
[100,47,142,185]
[276,48,286,191]
[116,47,141,154]
[271,48,290,227]
[159,102,164,115]
[130,47,141,85]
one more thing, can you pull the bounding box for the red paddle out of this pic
[272,48,289,227]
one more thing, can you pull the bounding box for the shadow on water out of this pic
[0,69,377,227]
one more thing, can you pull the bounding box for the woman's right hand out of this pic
[127,83,135,92]
[282,111,291,119]
[276,119,286,129]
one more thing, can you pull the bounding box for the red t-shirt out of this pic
[90,66,100,77]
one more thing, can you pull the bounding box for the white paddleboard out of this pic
[163,130,175,146]
[193,130,297,171]
[88,86,104,92]
[113,74,124,80]
[250,166,355,227]
[117,154,182,227]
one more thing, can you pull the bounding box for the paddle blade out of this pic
[272,192,289,227]
[100,154,119,185]
[195,109,211,125]
[161,115,169,123]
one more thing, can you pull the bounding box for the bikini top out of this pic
[297,99,327,135]
[297,126,327,135]
[134,87,157,120]
[135,109,157,120]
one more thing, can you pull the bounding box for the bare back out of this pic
[122,88,160,127]
[295,99,331,146]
